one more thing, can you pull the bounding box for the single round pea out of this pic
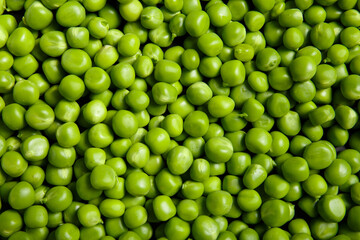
[164,217,190,240]
[277,111,302,136]
[39,31,68,58]
[310,22,335,50]
[192,215,219,240]
[7,27,35,57]
[55,1,86,27]
[206,2,231,27]
[281,156,310,182]
[255,47,281,72]
[245,128,272,154]
[0,210,23,238]
[264,174,290,199]
[23,205,48,229]
[237,189,262,212]
[279,8,303,27]
[61,49,92,76]
[184,10,210,37]
[77,204,102,228]
[261,199,294,227]
[243,164,267,189]
[9,181,35,210]
[20,134,49,162]
[289,56,317,82]
[197,32,223,57]
[283,27,304,50]
[55,122,80,148]
[140,6,164,30]
[207,95,235,118]
[1,151,28,177]
[94,45,119,70]
[302,174,328,198]
[204,190,232,216]
[1,103,26,131]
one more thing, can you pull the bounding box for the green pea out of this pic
[310,219,338,240]
[155,168,182,196]
[76,204,103,228]
[255,47,281,72]
[261,199,294,227]
[192,215,219,240]
[160,114,183,138]
[184,10,210,37]
[9,181,35,210]
[243,164,267,189]
[61,49,92,76]
[236,189,261,212]
[94,45,119,70]
[148,195,176,222]
[279,8,303,27]
[289,56,317,82]
[56,1,86,27]
[7,27,35,57]
[0,210,23,238]
[1,151,28,177]
[264,174,290,199]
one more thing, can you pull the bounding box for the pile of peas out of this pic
[1,0,360,239]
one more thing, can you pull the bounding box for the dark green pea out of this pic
[8,181,35,210]
[1,151,28,177]
[0,210,23,237]
[77,204,102,228]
